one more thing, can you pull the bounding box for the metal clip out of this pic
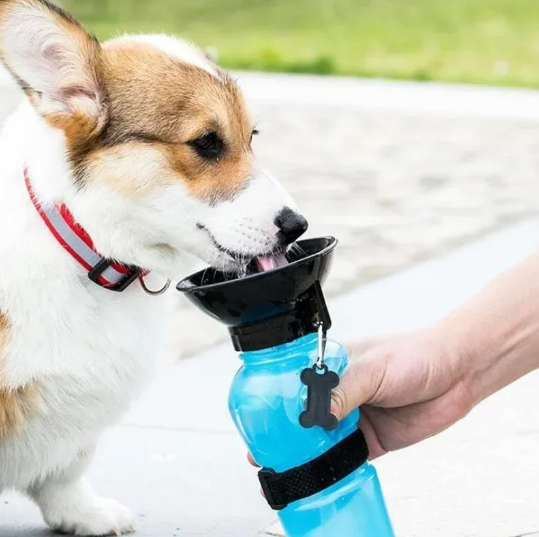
[315,321,327,370]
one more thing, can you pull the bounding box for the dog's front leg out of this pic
[27,447,135,536]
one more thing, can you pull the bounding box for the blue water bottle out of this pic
[178,237,395,537]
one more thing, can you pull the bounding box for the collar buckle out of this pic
[88,258,142,292]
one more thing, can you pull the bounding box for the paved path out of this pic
[2,218,539,537]
[1,71,538,359]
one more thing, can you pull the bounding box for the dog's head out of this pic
[0,0,307,276]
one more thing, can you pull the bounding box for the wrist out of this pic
[428,320,478,404]
[467,312,539,405]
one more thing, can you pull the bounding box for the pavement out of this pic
[2,218,539,537]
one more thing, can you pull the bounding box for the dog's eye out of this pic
[250,129,259,143]
[189,132,223,160]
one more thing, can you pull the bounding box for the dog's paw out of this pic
[45,497,136,536]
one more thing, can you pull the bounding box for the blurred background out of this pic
[64,0,539,87]
[1,0,538,358]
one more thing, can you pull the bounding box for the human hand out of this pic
[330,328,474,459]
[246,326,476,510]
[248,328,474,466]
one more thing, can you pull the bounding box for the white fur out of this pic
[113,33,218,77]
[0,4,301,535]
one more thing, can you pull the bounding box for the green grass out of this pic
[64,0,539,88]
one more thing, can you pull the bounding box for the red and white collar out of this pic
[25,167,147,292]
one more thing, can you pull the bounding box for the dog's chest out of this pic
[0,219,168,414]
[7,280,166,395]
[0,271,169,488]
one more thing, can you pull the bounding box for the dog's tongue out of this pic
[254,253,288,272]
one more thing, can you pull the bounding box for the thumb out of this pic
[331,346,387,421]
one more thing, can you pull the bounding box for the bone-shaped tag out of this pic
[299,365,340,431]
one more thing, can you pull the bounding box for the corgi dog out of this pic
[0,0,307,534]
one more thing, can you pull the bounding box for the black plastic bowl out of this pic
[176,236,337,328]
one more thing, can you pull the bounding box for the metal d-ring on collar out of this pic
[138,275,171,296]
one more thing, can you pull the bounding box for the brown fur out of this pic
[88,40,255,203]
[0,385,39,440]
[49,32,254,203]
[50,37,255,203]
[0,312,39,440]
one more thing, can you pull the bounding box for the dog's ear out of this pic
[0,0,107,132]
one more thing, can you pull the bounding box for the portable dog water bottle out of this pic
[177,237,395,537]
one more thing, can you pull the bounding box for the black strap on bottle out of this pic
[258,428,369,510]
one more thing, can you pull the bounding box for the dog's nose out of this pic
[275,208,309,245]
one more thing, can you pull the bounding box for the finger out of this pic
[247,452,260,467]
[359,408,388,460]
[331,349,387,421]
